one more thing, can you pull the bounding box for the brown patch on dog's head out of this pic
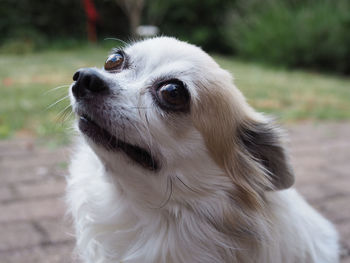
[191,68,294,209]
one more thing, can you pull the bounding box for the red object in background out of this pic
[83,0,98,22]
[82,0,99,42]
[2,77,13,87]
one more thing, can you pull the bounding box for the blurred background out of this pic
[0,0,349,262]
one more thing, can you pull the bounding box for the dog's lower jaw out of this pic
[67,143,339,263]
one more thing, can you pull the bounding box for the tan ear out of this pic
[238,119,295,190]
[191,69,293,206]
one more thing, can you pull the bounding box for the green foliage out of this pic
[144,0,235,52]
[0,0,85,49]
[145,0,350,74]
[226,0,350,74]
[1,0,349,74]
[0,0,128,53]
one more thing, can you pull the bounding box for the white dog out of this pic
[66,37,339,263]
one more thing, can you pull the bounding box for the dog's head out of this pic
[70,37,294,208]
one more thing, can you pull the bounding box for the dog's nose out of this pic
[72,68,108,98]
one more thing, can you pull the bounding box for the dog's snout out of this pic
[72,68,108,98]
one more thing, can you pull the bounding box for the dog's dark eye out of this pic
[104,52,124,71]
[156,81,190,111]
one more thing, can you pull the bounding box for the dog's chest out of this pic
[76,206,258,263]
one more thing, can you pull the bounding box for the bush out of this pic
[144,0,235,52]
[2,0,349,74]
[0,0,85,41]
[226,0,350,74]
[0,0,129,53]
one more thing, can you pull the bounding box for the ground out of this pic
[0,122,349,263]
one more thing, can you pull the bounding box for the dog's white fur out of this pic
[66,37,339,263]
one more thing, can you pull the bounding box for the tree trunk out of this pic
[116,0,144,37]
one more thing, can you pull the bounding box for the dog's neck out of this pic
[70,143,272,263]
[106,159,266,260]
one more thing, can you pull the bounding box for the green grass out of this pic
[215,55,350,122]
[1,46,350,144]
[0,45,109,144]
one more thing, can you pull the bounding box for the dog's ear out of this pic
[238,119,294,190]
[191,73,294,195]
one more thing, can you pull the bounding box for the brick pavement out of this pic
[0,122,349,262]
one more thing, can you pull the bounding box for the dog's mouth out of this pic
[78,114,158,171]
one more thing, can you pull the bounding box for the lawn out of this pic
[1,45,350,145]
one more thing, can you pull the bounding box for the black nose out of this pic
[72,68,108,99]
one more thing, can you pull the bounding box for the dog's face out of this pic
[70,37,294,207]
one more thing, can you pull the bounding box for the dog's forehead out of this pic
[121,37,233,101]
[125,37,216,71]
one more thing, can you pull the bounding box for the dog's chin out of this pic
[78,114,159,171]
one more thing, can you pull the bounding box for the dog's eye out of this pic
[156,81,190,111]
[104,52,124,71]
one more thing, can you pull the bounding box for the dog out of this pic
[66,37,339,263]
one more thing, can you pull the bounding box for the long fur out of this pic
[66,37,339,263]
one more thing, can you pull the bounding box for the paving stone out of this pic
[0,148,68,167]
[0,198,65,223]
[15,178,66,199]
[297,183,336,204]
[338,221,350,248]
[329,164,350,178]
[37,219,75,244]
[0,166,51,184]
[1,242,76,263]
[0,186,14,202]
[0,165,67,185]
[0,222,43,252]
[326,179,350,198]
[0,145,69,185]
[294,169,332,185]
[0,139,36,158]
[316,196,350,223]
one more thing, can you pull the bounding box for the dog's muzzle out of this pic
[70,68,159,171]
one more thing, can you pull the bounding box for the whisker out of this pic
[104,37,128,46]
[56,105,72,124]
[107,116,118,148]
[142,112,155,160]
[44,84,70,95]
[61,102,76,124]
[135,96,154,161]
[127,119,153,158]
[107,131,115,149]
[58,107,74,125]
[46,95,69,110]
[129,106,150,109]
[62,110,74,123]
[151,177,173,209]
[176,175,200,194]
[56,104,72,120]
